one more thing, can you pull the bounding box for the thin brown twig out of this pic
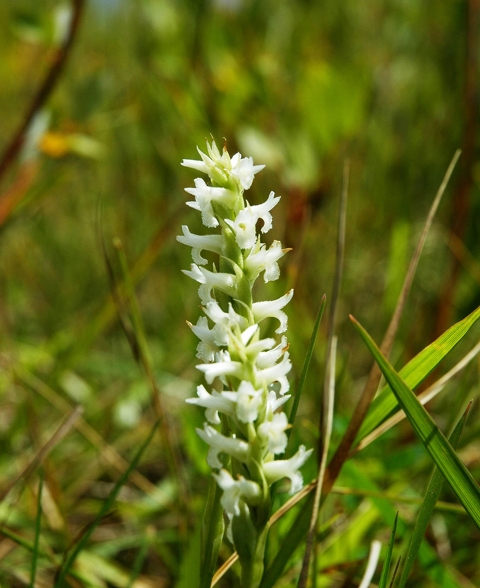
[0,0,85,184]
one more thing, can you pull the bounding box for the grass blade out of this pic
[397,402,472,588]
[200,477,225,588]
[378,513,398,588]
[357,304,480,442]
[54,420,159,587]
[29,469,44,588]
[354,341,480,454]
[351,316,480,529]
[288,294,326,430]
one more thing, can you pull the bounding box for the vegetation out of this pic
[0,1,479,587]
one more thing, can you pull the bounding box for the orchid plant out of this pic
[179,139,312,587]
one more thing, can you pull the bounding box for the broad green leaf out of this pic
[397,403,471,588]
[352,317,480,529]
[378,513,398,588]
[357,305,480,442]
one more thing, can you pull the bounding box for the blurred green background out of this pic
[0,0,479,586]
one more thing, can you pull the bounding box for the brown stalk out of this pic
[0,0,85,184]
[0,161,39,226]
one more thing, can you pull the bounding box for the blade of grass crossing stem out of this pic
[378,513,398,588]
[351,316,480,529]
[29,469,44,588]
[54,421,158,587]
[397,402,472,588]
[357,304,480,442]
[288,295,326,430]
[259,494,315,588]
[201,476,225,588]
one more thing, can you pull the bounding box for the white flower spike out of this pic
[179,138,311,586]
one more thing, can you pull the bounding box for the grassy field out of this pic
[0,1,479,587]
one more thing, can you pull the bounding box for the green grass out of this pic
[0,1,479,587]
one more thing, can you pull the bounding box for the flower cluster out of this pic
[179,140,312,553]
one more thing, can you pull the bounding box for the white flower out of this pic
[188,317,218,361]
[262,445,313,493]
[196,424,250,468]
[258,412,289,454]
[228,324,276,362]
[225,192,281,250]
[181,157,209,175]
[223,381,264,423]
[182,263,237,303]
[256,336,288,369]
[185,178,236,228]
[197,350,243,384]
[213,469,262,516]
[186,385,235,424]
[177,225,223,265]
[257,350,292,395]
[250,191,280,233]
[225,206,258,249]
[266,390,290,413]
[230,153,265,190]
[245,240,290,283]
[252,289,294,334]
[203,301,248,347]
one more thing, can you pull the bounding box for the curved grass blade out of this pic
[288,294,326,430]
[354,341,480,454]
[351,316,480,529]
[397,402,472,588]
[54,420,159,587]
[357,304,480,442]
[378,513,398,588]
